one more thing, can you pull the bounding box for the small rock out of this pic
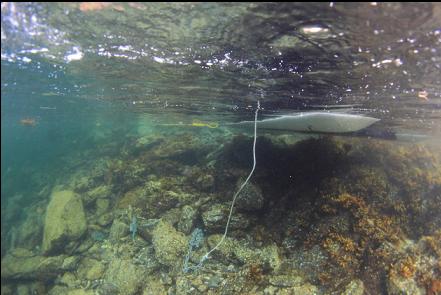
[207,235,281,271]
[90,230,107,242]
[73,238,94,254]
[62,256,80,269]
[283,283,319,295]
[103,258,147,295]
[97,213,113,226]
[343,279,365,295]
[259,244,282,272]
[95,199,110,216]
[201,203,250,232]
[72,176,93,193]
[58,272,78,288]
[137,219,160,242]
[142,275,167,295]
[117,186,193,218]
[47,285,68,295]
[116,187,145,209]
[135,135,156,148]
[16,285,31,295]
[42,190,87,255]
[387,274,425,295]
[175,276,208,295]
[15,211,44,250]
[161,208,182,226]
[96,282,120,295]
[90,185,111,199]
[77,258,105,280]
[109,219,129,242]
[175,276,194,295]
[1,248,78,280]
[206,275,223,288]
[15,282,46,295]
[84,185,112,205]
[269,274,304,287]
[66,289,95,295]
[177,205,197,234]
[1,284,13,295]
[160,272,173,285]
[196,174,214,191]
[152,220,187,268]
[263,285,278,295]
[235,180,264,211]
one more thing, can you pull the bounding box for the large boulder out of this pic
[42,190,87,255]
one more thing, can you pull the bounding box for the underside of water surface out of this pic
[1,3,441,295]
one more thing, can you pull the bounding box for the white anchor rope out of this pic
[199,100,260,267]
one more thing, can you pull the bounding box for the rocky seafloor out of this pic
[1,131,441,295]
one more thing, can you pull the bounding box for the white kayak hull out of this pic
[237,112,380,133]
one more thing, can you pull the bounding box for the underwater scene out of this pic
[1,3,441,295]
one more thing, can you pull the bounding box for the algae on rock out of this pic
[1,248,79,281]
[103,258,147,295]
[152,220,188,269]
[206,234,281,271]
[42,190,87,255]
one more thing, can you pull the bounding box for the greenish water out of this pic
[1,3,441,295]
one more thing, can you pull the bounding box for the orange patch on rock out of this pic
[418,90,429,101]
[427,279,441,295]
[19,118,37,126]
[79,2,111,12]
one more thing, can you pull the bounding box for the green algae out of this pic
[2,133,440,294]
